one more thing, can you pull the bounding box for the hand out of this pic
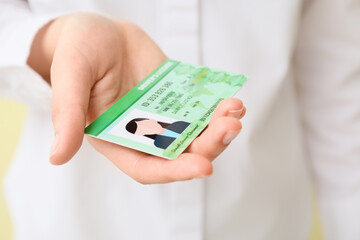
[28,13,246,184]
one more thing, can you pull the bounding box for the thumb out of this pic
[49,49,93,165]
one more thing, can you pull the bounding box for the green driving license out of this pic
[85,60,247,159]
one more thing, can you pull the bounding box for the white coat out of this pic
[0,0,359,239]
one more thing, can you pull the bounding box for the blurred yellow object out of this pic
[311,193,325,240]
[0,98,26,240]
[0,98,323,240]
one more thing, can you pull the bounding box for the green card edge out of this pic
[85,59,180,136]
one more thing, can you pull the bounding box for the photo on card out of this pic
[108,108,190,150]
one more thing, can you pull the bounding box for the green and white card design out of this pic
[85,60,247,159]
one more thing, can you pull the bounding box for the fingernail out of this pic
[50,134,59,157]
[223,130,239,145]
[227,108,244,119]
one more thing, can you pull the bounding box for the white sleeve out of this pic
[0,0,63,109]
[295,0,360,239]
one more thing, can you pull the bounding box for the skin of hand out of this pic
[27,13,246,184]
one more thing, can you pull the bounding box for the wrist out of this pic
[27,16,65,82]
[26,13,120,83]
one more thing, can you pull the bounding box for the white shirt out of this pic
[0,0,359,240]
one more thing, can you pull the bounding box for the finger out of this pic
[135,153,213,184]
[86,136,213,184]
[209,98,244,125]
[49,46,93,165]
[227,106,246,119]
[187,116,242,160]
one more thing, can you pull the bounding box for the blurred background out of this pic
[0,97,324,239]
[1,98,26,240]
